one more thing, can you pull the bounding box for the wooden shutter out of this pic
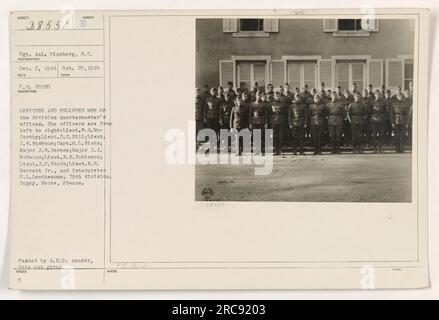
[223,19,238,33]
[386,59,404,93]
[318,59,334,90]
[336,62,349,91]
[219,60,234,87]
[263,19,279,32]
[254,64,266,82]
[351,63,365,91]
[367,59,383,89]
[303,62,317,89]
[238,63,251,85]
[352,63,364,80]
[287,63,301,89]
[323,19,338,32]
[271,60,285,88]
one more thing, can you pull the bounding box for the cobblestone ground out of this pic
[195,152,412,202]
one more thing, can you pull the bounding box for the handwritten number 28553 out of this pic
[26,20,68,30]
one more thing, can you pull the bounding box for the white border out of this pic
[0,0,437,300]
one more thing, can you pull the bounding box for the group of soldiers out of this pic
[195,81,413,156]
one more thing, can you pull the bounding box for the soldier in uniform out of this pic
[203,87,221,141]
[219,91,234,129]
[335,86,343,100]
[230,95,250,156]
[340,90,354,146]
[361,89,372,146]
[319,82,326,98]
[301,85,313,143]
[249,82,259,102]
[238,82,249,97]
[369,90,387,153]
[249,91,268,155]
[288,92,308,155]
[390,91,408,153]
[336,87,346,145]
[408,82,414,147]
[326,91,345,154]
[383,89,393,145]
[404,88,413,147]
[225,82,237,101]
[236,87,243,99]
[301,84,313,103]
[278,85,285,99]
[242,90,251,106]
[218,91,235,150]
[351,82,359,96]
[266,83,274,97]
[366,84,376,100]
[342,90,354,146]
[200,84,210,102]
[322,90,331,145]
[195,88,204,144]
[309,94,326,155]
[284,83,294,102]
[217,86,225,103]
[268,91,289,155]
[266,91,274,104]
[392,86,403,99]
[347,92,366,154]
[379,84,386,97]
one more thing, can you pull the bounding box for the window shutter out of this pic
[336,62,349,91]
[303,63,317,89]
[352,63,364,81]
[271,60,285,88]
[386,59,404,93]
[323,19,338,32]
[223,19,238,33]
[318,59,334,90]
[219,60,235,87]
[238,63,251,85]
[287,63,301,89]
[263,19,279,32]
[254,64,265,81]
[362,18,379,32]
[367,59,383,89]
[337,63,349,81]
[303,63,316,80]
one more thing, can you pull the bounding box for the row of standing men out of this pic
[195,81,413,155]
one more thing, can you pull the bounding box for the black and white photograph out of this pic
[2,5,433,295]
[195,17,415,202]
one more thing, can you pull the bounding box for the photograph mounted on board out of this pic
[195,17,415,202]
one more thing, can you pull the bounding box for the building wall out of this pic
[196,19,415,88]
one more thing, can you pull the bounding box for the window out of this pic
[336,62,365,91]
[287,62,317,90]
[386,58,413,93]
[338,19,363,31]
[237,62,266,90]
[404,60,414,91]
[240,19,264,32]
[222,19,278,37]
[323,19,379,36]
